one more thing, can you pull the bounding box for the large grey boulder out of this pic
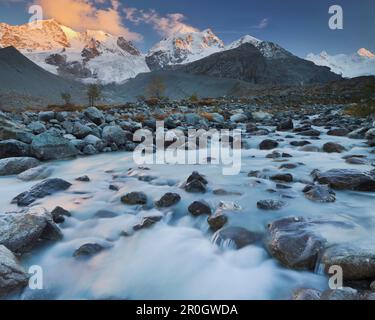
[17,166,54,181]
[266,217,326,270]
[84,107,105,125]
[0,112,28,140]
[38,111,55,122]
[212,227,262,249]
[30,131,78,160]
[0,245,29,297]
[0,157,40,176]
[0,139,30,159]
[71,122,92,139]
[27,121,46,135]
[102,125,127,146]
[12,178,72,207]
[0,207,62,254]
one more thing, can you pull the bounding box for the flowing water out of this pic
[1,125,375,300]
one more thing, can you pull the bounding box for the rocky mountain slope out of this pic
[0,46,85,109]
[0,19,149,84]
[171,43,341,85]
[306,48,375,78]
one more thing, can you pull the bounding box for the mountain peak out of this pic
[358,48,375,59]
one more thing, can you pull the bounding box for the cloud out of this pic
[125,7,198,37]
[34,0,142,40]
[253,18,269,29]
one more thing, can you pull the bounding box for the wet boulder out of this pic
[133,216,163,231]
[102,125,128,147]
[12,178,72,207]
[27,121,46,135]
[0,207,62,254]
[270,173,293,183]
[71,122,92,139]
[0,139,30,159]
[17,166,54,181]
[314,169,375,191]
[327,128,349,137]
[207,213,228,231]
[259,139,279,150]
[212,227,262,249]
[321,243,375,280]
[266,217,326,270]
[292,288,322,300]
[303,185,336,203]
[121,192,148,205]
[155,193,181,208]
[277,119,294,131]
[257,199,286,210]
[188,201,212,216]
[184,171,208,193]
[322,142,346,153]
[38,111,55,122]
[0,245,29,297]
[73,243,104,259]
[0,157,40,176]
[51,206,71,223]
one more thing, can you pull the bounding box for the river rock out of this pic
[38,111,55,122]
[266,217,326,270]
[84,107,105,125]
[188,201,212,216]
[27,121,46,135]
[185,171,207,193]
[321,243,375,280]
[71,122,92,139]
[292,288,322,300]
[133,216,163,231]
[230,113,248,123]
[303,185,336,203]
[0,245,29,297]
[207,214,228,231]
[102,125,127,146]
[252,111,272,121]
[322,142,346,153]
[0,207,62,254]
[0,157,40,176]
[121,192,147,205]
[257,199,286,210]
[0,139,30,159]
[51,206,71,223]
[155,193,181,208]
[74,243,103,258]
[30,132,78,160]
[314,169,375,191]
[270,173,293,183]
[365,128,375,140]
[212,227,262,249]
[17,165,54,181]
[277,119,294,131]
[12,178,72,206]
[259,139,279,150]
[327,128,349,137]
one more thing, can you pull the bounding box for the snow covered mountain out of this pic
[146,29,224,70]
[306,48,375,78]
[226,35,292,59]
[0,19,149,84]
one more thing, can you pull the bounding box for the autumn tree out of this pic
[147,77,166,99]
[87,84,102,107]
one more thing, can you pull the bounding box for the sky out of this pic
[0,0,374,57]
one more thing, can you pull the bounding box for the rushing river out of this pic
[1,124,374,300]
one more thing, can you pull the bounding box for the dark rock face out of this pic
[327,128,349,137]
[12,178,72,207]
[172,43,340,85]
[266,217,326,270]
[74,243,103,259]
[322,244,375,280]
[212,227,262,249]
[133,216,163,231]
[0,207,62,254]
[0,157,40,176]
[121,192,148,205]
[155,193,181,208]
[303,185,336,203]
[259,139,279,150]
[0,139,30,159]
[51,206,71,223]
[314,169,375,191]
[257,199,286,210]
[188,201,212,216]
[75,175,90,182]
[117,37,140,56]
[322,142,346,153]
[0,245,29,297]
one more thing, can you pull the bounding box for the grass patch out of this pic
[345,102,375,117]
